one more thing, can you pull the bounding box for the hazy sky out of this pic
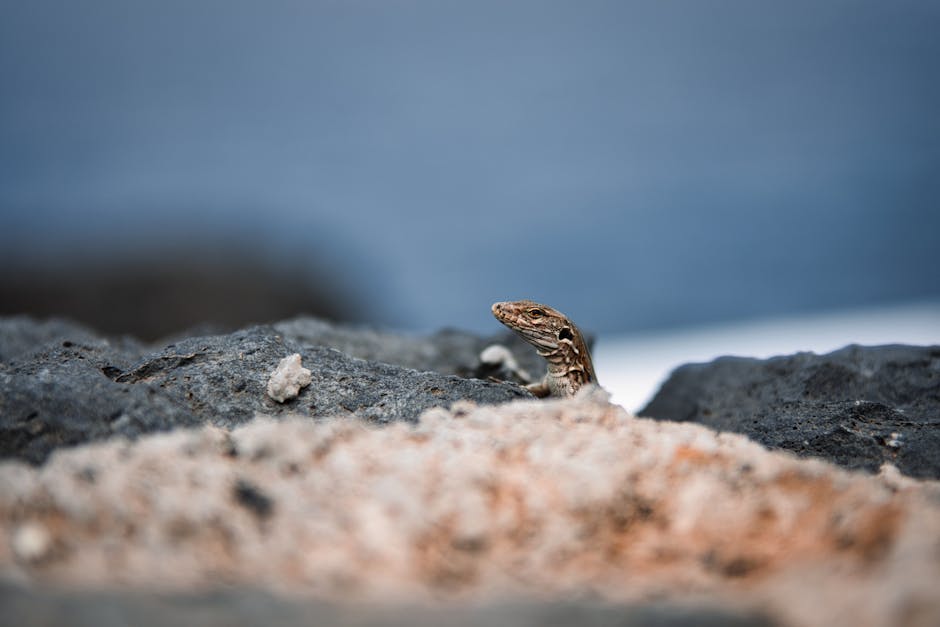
[2,1,938,332]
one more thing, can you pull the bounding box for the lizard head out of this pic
[491,300,575,353]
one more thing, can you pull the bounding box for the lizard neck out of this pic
[537,332,596,384]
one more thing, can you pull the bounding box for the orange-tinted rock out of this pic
[1,391,938,626]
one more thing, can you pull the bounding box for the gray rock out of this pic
[273,315,596,387]
[0,318,531,465]
[0,316,145,363]
[273,316,548,379]
[114,325,529,429]
[0,337,202,465]
[640,344,940,479]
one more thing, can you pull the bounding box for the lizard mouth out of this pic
[491,301,511,322]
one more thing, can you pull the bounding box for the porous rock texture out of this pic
[272,316,549,379]
[641,345,940,479]
[0,317,531,465]
[1,392,939,627]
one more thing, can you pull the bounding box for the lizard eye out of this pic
[558,327,573,341]
[527,308,545,318]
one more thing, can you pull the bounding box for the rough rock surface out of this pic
[0,316,145,363]
[641,345,940,479]
[0,317,531,465]
[1,393,938,627]
[272,316,551,380]
[0,328,202,466]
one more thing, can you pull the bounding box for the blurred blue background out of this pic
[2,0,938,338]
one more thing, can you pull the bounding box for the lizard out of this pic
[491,300,597,398]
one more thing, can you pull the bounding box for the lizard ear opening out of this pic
[558,327,574,341]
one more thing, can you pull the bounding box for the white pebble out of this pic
[12,522,52,562]
[266,353,312,403]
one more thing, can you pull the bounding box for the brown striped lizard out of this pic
[491,300,597,398]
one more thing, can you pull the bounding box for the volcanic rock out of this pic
[0,317,530,465]
[640,344,940,479]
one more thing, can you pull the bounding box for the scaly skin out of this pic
[491,300,597,398]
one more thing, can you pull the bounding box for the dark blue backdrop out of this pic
[2,1,938,333]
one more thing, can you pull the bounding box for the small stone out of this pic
[479,343,532,384]
[479,344,516,367]
[266,353,312,403]
[12,522,52,563]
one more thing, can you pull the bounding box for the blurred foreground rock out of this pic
[0,316,530,465]
[641,345,940,479]
[1,393,938,627]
